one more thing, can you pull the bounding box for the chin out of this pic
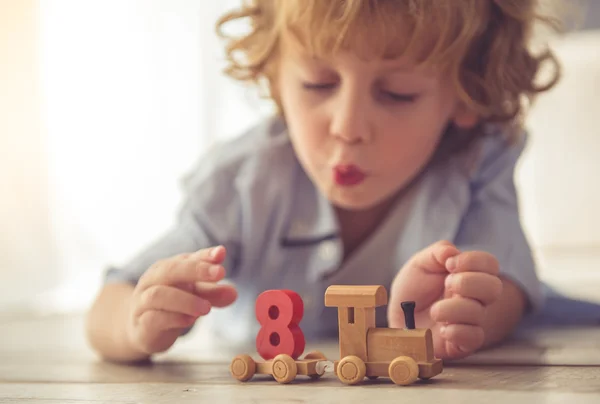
[315,176,396,211]
[328,191,385,211]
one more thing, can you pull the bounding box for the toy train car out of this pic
[325,285,443,385]
[230,350,327,383]
[230,289,329,383]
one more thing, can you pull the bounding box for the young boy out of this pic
[86,0,562,363]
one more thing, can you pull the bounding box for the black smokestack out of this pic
[401,301,416,330]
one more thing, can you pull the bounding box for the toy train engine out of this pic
[325,285,443,385]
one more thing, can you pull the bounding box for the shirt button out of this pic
[318,240,337,261]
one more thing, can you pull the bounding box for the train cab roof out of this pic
[324,285,388,308]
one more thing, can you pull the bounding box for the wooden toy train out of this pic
[229,285,442,386]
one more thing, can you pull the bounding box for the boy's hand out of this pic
[388,241,503,360]
[126,245,237,355]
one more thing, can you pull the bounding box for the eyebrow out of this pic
[380,67,418,77]
[377,58,422,73]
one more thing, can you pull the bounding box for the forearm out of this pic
[481,276,527,349]
[85,283,150,363]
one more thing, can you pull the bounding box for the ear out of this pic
[452,103,479,129]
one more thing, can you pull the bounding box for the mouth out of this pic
[333,164,366,186]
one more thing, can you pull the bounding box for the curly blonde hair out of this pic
[216,0,563,148]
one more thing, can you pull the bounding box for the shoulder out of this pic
[462,125,529,187]
[180,115,296,195]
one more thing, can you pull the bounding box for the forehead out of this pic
[281,34,423,74]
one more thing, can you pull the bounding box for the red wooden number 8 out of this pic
[255,290,306,360]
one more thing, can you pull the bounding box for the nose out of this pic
[329,84,372,144]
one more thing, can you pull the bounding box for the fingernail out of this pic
[446,257,457,271]
[444,274,454,290]
[439,325,447,337]
[458,345,469,353]
[198,299,211,314]
[209,265,221,278]
[209,246,221,259]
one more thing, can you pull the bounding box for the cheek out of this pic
[280,85,328,145]
[285,93,323,126]
[377,110,447,171]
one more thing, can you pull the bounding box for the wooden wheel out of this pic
[272,354,297,384]
[230,354,256,382]
[337,355,366,385]
[388,356,419,386]
[304,350,327,379]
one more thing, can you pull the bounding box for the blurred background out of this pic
[0,0,599,318]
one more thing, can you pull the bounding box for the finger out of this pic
[189,245,227,263]
[139,258,225,289]
[389,241,461,318]
[133,327,184,355]
[440,324,485,354]
[445,251,499,276]
[444,272,503,305]
[410,240,461,275]
[136,285,212,317]
[167,245,227,263]
[138,310,197,332]
[193,282,238,307]
[430,296,485,326]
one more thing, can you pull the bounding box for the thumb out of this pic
[389,241,460,322]
[407,240,459,277]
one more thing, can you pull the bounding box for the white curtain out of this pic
[515,29,600,286]
[1,0,273,313]
[1,0,60,312]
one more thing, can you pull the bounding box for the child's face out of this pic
[278,41,476,211]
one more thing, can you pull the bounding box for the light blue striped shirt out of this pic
[105,116,543,343]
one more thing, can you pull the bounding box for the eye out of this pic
[384,91,419,103]
[302,82,336,91]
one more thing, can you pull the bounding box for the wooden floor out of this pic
[1,314,599,403]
